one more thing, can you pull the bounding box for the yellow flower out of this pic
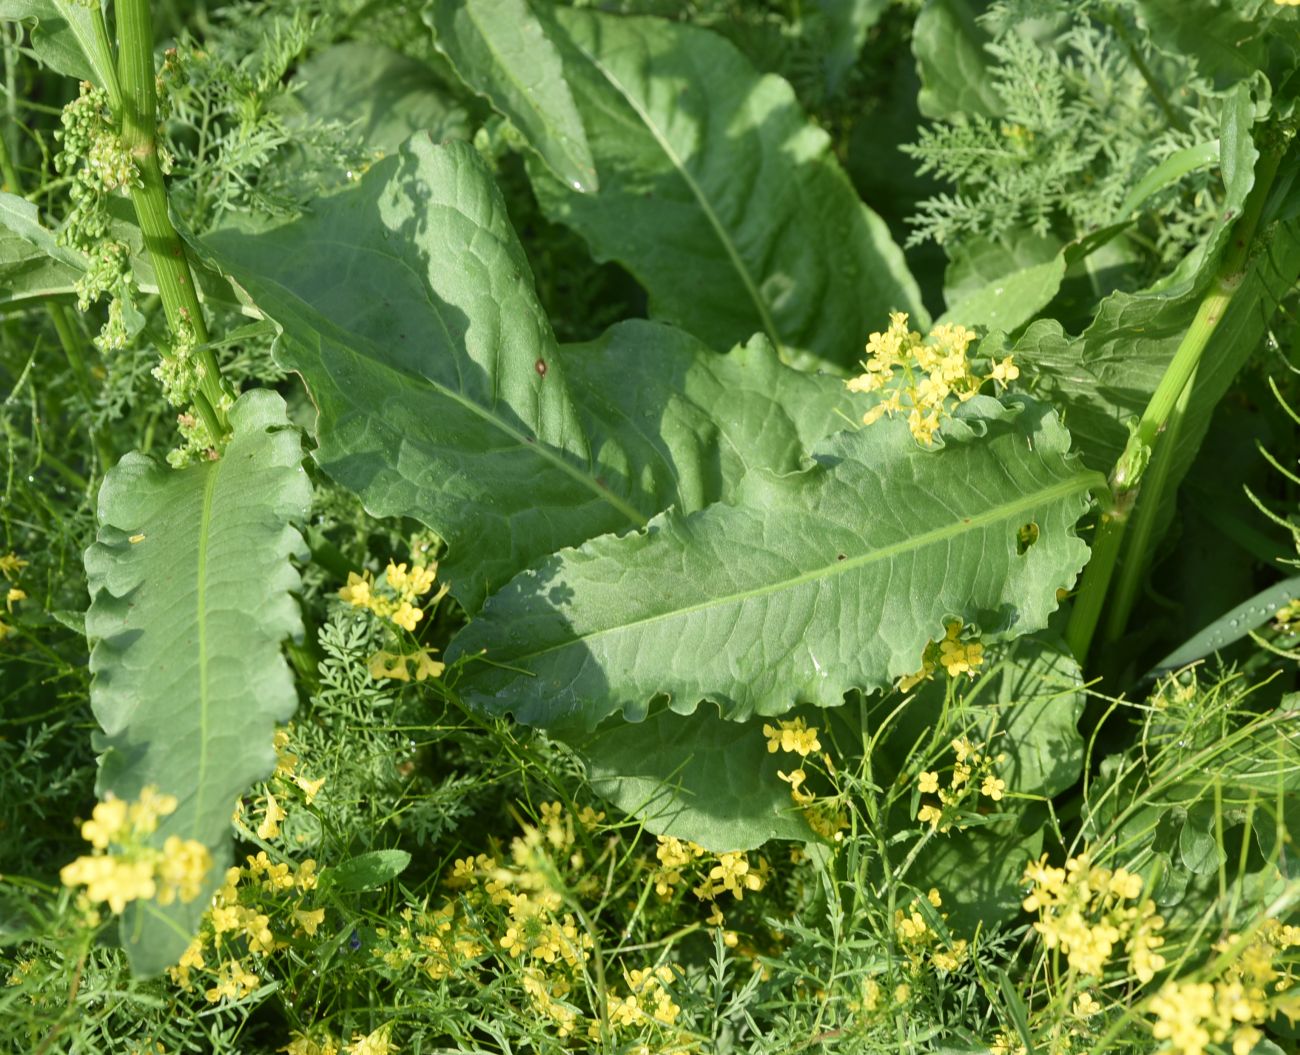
[129,785,179,834]
[762,716,822,757]
[61,854,157,914]
[294,774,326,804]
[708,852,763,899]
[390,602,422,632]
[980,775,1006,801]
[338,571,372,608]
[0,552,27,578]
[917,804,942,827]
[205,958,259,1004]
[257,794,287,840]
[81,797,128,849]
[917,771,940,794]
[156,836,212,904]
[294,908,326,937]
[5,587,25,612]
[411,648,445,681]
[777,767,815,805]
[281,1032,340,1055]
[1073,991,1102,1018]
[989,356,1019,387]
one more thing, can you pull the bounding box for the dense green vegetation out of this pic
[2,1,1300,1052]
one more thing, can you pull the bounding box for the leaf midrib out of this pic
[495,468,1105,663]
[193,459,220,834]
[457,1,590,185]
[244,258,650,529]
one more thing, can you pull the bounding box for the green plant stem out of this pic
[1102,364,1195,642]
[90,3,123,111]
[0,112,19,192]
[114,0,228,440]
[48,302,116,471]
[1065,143,1287,664]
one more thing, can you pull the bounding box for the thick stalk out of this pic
[1102,365,1195,642]
[114,0,227,439]
[1064,144,1287,663]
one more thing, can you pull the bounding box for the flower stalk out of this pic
[1065,141,1289,664]
[113,0,228,441]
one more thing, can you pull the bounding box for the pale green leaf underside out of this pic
[450,397,1101,731]
[574,706,813,851]
[525,7,925,372]
[0,0,101,84]
[200,137,852,611]
[84,390,310,975]
[291,42,472,155]
[911,0,1002,120]
[430,0,597,192]
[0,191,239,310]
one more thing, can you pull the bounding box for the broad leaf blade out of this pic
[84,390,310,974]
[912,0,1001,120]
[291,42,472,155]
[0,0,103,83]
[524,7,924,372]
[199,137,852,611]
[574,706,813,850]
[450,397,1101,730]
[429,0,597,192]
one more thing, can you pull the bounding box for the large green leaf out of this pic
[573,706,813,850]
[1135,0,1288,87]
[450,396,1101,730]
[199,136,851,611]
[0,197,82,306]
[291,42,472,155]
[0,191,239,310]
[911,0,1001,121]
[429,0,597,192]
[0,0,104,84]
[520,7,924,372]
[83,390,310,974]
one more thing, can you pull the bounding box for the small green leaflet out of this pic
[84,391,309,975]
[450,397,1102,731]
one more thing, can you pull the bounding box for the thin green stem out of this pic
[1102,364,1195,642]
[89,3,123,111]
[1064,143,1288,664]
[114,0,228,436]
[0,107,19,192]
[48,302,116,471]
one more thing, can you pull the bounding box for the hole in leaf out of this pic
[1016,522,1039,555]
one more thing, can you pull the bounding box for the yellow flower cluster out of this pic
[846,312,1018,444]
[1273,598,1300,635]
[650,835,771,935]
[1021,853,1165,981]
[236,726,326,843]
[1148,920,1300,1055]
[339,558,448,633]
[914,736,1006,833]
[281,1025,394,1055]
[760,718,850,841]
[168,847,320,1000]
[60,786,212,915]
[603,965,683,1037]
[366,800,697,1049]
[900,620,986,692]
[893,887,969,975]
[0,550,28,641]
